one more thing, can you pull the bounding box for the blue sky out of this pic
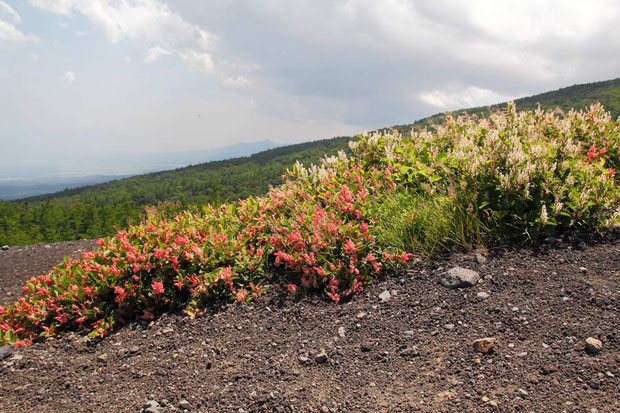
[1,0,619,178]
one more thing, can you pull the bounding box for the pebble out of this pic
[542,365,557,375]
[378,290,392,302]
[475,253,487,264]
[472,337,496,353]
[96,354,108,363]
[361,342,375,352]
[439,267,480,289]
[142,401,162,413]
[356,312,366,319]
[179,399,192,409]
[338,327,345,338]
[399,346,419,357]
[579,266,588,273]
[129,346,140,354]
[0,245,8,251]
[443,323,455,330]
[314,352,328,364]
[517,388,528,397]
[298,356,309,364]
[517,351,528,358]
[585,337,602,354]
[476,292,489,299]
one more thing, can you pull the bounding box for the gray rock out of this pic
[585,337,602,354]
[179,399,192,409]
[517,388,528,397]
[298,355,309,364]
[0,345,14,360]
[477,292,490,299]
[475,253,487,264]
[142,401,162,413]
[399,346,419,357]
[0,245,8,251]
[337,326,345,338]
[443,323,455,330]
[439,267,480,289]
[378,290,392,302]
[314,352,328,364]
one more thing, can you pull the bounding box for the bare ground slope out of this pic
[0,235,618,412]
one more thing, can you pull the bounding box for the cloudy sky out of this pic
[1,0,619,177]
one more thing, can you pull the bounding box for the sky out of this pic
[1,0,619,178]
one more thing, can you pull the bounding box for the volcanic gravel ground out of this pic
[0,234,618,412]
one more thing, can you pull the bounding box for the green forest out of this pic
[1,77,619,246]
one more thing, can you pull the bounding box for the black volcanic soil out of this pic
[0,235,618,412]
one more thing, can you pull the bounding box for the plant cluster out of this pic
[1,103,618,347]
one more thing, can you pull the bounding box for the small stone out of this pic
[517,352,528,358]
[430,329,439,336]
[488,400,498,407]
[585,337,602,354]
[476,292,490,299]
[356,312,366,319]
[44,244,51,249]
[439,267,480,289]
[179,399,192,409]
[444,323,455,331]
[475,253,487,264]
[338,327,345,338]
[472,337,496,353]
[399,346,419,357]
[516,388,528,397]
[0,245,9,251]
[298,356,309,364]
[129,346,140,354]
[314,352,328,364]
[96,354,108,363]
[541,365,557,375]
[361,342,375,352]
[162,327,174,334]
[606,371,615,378]
[0,345,14,360]
[378,290,392,302]
[142,401,162,413]
[579,266,588,273]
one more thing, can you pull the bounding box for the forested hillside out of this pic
[1,78,618,246]
[0,137,351,245]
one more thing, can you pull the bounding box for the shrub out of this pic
[1,103,617,347]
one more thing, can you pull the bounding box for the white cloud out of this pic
[61,70,76,83]
[29,0,232,77]
[0,0,38,43]
[0,1,21,23]
[418,86,511,110]
[224,76,250,89]
[178,50,215,73]
[145,46,171,63]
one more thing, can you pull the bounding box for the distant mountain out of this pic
[2,77,619,245]
[0,139,280,200]
[0,175,132,201]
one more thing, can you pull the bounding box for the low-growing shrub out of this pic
[1,103,618,347]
